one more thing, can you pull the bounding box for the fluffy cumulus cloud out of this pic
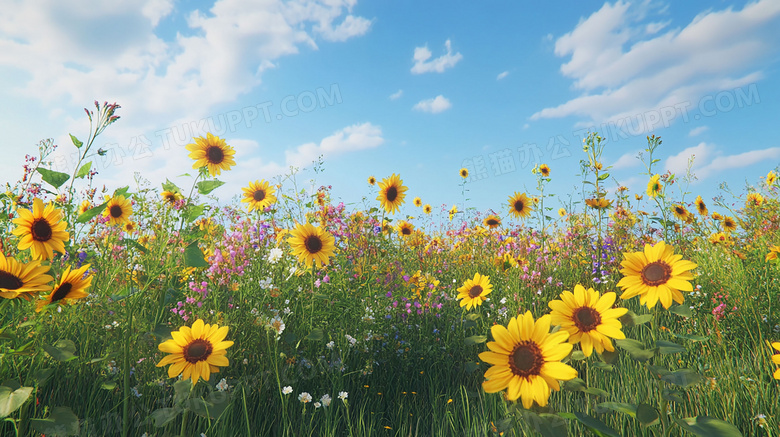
[531,0,780,130]
[665,142,780,180]
[413,95,452,114]
[411,39,463,74]
[285,122,384,168]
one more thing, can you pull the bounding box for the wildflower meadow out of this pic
[2,102,780,437]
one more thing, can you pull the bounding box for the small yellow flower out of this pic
[459,168,469,179]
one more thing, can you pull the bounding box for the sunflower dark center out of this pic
[51,283,73,302]
[0,271,23,290]
[402,227,412,235]
[573,307,601,332]
[183,338,213,363]
[509,341,544,378]
[468,285,483,298]
[253,189,266,201]
[486,219,499,226]
[31,218,53,241]
[514,200,524,212]
[304,235,323,254]
[698,204,706,213]
[675,207,685,215]
[109,205,123,218]
[386,187,398,202]
[206,146,224,164]
[641,261,672,286]
[165,194,176,203]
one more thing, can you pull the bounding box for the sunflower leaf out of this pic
[75,161,92,179]
[636,403,660,426]
[669,305,692,318]
[672,416,744,437]
[173,380,192,405]
[464,335,487,346]
[616,339,656,362]
[43,340,77,362]
[597,172,610,181]
[162,179,183,195]
[519,409,569,437]
[670,332,709,342]
[600,349,620,364]
[305,328,324,341]
[34,368,54,385]
[196,180,225,195]
[591,361,614,372]
[69,134,83,148]
[125,239,148,254]
[619,310,653,327]
[113,186,130,198]
[148,407,182,427]
[661,369,705,388]
[563,378,587,392]
[570,412,621,437]
[595,402,636,418]
[29,406,80,436]
[0,385,33,418]
[185,204,205,223]
[662,388,686,403]
[656,340,686,355]
[184,241,208,268]
[76,202,107,223]
[36,168,70,189]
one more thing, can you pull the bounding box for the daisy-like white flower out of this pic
[299,392,312,403]
[338,391,348,401]
[282,386,293,395]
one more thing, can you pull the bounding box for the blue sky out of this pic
[1,0,779,223]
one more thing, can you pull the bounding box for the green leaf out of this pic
[162,179,183,195]
[37,168,70,189]
[305,328,324,341]
[596,402,636,418]
[464,335,487,346]
[571,350,587,360]
[661,369,705,388]
[185,204,205,223]
[29,406,80,436]
[76,202,107,223]
[619,310,653,327]
[465,313,481,321]
[149,324,173,342]
[670,332,709,342]
[591,361,614,372]
[124,239,148,254]
[173,380,192,405]
[34,368,54,385]
[43,340,77,362]
[636,403,659,426]
[662,388,685,403]
[656,340,686,355]
[0,385,33,418]
[113,186,130,198]
[563,378,587,392]
[75,161,92,179]
[464,361,480,373]
[616,339,656,362]
[100,381,117,390]
[519,409,569,437]
[583,387,608,397]
[184,241,208,268]
[148,407,181,427]
[597,172,610,181]
[673,416,743,437]
[646,365,671,380]
[69,134,83,148]
[670,305,692,318]
[196,180,225,195]
[601,349,619,364]
[570,412,621,437]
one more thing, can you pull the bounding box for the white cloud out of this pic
[531,0,780,130]
[389,89,403,100]
[413,95,451,114]
[664,142,780,180]
[317,15,373,42]
[611,150,642,169]
[285,122,384,168]
[688,126,709,137]
[411,39,463,74]
[497,71,509,80]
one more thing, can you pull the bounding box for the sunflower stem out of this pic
[179,383,195,437]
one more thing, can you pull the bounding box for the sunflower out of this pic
[377,174,408,214]
[771,342,780,379]
[478,311,578,408]
[449,205,458,221]
[103,195,132,226]
[766,245,780,263]
[539,164,550,177]
[746,192,764,208]
[459,168,469,179]
[671,204,689,221]
[647,174,663,198]
[508,192,533,219]
[11,198,69,260]
[695,196,708,216]
[767,171,777,187]
[616,241,697,309]
[156,319,233,385]
[711,212,723,221]
[585,198,612,210]
[423,204,432,215]
[396,221,414,237]
[0,253,53,300]
[185,133,236,176]
[287,222,336,268]
[456,273,493,310]
[241,180,277,212]
[413,197,422,207]
[483,215,501,229]
[123,221,137,234]
[77,200,92,216]
[35,264,93,312]
[548,285,628,357]
[709,232,727,245]
[558,208,566,217]
[368,176,376,185]
[722,216,737,232]
[161,191,182,205]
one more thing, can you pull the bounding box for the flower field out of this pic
[2,102,779,436]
